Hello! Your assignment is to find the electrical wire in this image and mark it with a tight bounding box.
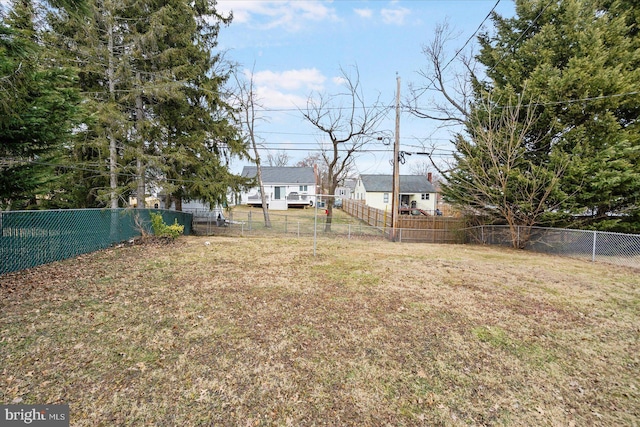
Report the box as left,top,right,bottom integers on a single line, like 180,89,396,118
484,0,556,76
3,140,455,186
439,0,501,75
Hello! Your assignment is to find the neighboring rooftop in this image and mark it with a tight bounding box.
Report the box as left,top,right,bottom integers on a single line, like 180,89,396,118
241,166,316,184
359,174,437,193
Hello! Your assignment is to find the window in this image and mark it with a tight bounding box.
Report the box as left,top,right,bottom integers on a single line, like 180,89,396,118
383,193,389,203
421,193,430,200
299,185,307,192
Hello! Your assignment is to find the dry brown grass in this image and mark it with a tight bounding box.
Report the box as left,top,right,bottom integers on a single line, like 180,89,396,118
1,236,639,426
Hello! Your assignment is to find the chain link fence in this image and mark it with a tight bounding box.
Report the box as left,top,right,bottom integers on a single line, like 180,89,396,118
191,209,467,245
0,209,192,275
468,225,640,269
3,209,638,275
191,209,387,240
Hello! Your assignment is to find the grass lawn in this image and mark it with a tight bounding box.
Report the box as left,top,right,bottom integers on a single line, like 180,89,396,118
1,236,638,426
226,205,366,225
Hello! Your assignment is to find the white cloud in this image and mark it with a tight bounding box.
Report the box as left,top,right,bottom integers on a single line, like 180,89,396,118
354,8,373,19
216,0,339,32
251,68,326,92
380,7,410,25
255,86,309,110
331,76,347,86
244,68,327,109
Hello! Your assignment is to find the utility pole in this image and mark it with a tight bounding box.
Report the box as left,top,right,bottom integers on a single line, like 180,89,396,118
391,75,401,241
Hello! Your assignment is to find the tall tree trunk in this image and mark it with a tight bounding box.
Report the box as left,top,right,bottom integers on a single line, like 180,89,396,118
107,17,118,209
255,159,271,228
105,11,119,242
136,156,145,208
324,172,336,233
109,129,118,208
135,72,145,209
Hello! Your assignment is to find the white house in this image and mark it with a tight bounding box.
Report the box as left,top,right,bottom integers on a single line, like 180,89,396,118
334,178,356,200
240,166,318,210
353,174,438,214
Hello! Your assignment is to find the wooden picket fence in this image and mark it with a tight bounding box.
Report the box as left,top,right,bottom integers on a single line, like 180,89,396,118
342,199,466,243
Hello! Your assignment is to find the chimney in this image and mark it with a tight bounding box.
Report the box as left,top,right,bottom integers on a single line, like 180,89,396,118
427,172,432,183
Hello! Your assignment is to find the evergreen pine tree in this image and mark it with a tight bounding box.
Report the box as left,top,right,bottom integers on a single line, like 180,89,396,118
0,0,80,209
470,0,640,231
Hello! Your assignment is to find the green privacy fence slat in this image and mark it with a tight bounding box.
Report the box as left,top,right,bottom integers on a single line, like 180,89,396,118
0,209,192,275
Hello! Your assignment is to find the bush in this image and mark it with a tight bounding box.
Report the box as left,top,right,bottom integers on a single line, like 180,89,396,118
150,213,185,239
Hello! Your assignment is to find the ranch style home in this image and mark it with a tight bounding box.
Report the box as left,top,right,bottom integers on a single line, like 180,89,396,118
353,174,438,214
240,166,318,210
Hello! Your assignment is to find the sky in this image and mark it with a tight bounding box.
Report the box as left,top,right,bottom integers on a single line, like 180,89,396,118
0,0,516,176
215,0,516,176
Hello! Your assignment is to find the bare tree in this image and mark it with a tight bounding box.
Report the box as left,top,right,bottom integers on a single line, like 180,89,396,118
406,21,477,125
409,22,568,248
301,66,388,231
295,153,329,194
409,159,441,184
231,66,271,227
443,93,567,248
266,150,290,167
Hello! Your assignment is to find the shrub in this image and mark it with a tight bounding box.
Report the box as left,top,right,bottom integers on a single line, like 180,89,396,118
150,213,185,239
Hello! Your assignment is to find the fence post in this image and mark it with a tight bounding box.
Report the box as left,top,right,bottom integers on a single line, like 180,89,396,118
399,228,402,243
517,226,520,248
481,225,484,244
592,231,597,262
248,211,252,231
348,224,351,239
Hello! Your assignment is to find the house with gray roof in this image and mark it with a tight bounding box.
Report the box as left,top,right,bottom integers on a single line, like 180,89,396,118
334,178,356,200
240,166,318,210
353,174,438,214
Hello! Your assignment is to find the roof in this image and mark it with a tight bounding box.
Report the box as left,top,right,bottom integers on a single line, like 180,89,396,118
241,166,316,184
359,174,437,193
342,178,357,190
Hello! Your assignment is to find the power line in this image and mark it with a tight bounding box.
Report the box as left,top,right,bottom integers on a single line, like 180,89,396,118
254,137,452,145
409,0,502,108
7,158,247,186
4,142,455,182
485,0,555,76
439,0,501,74
405,90,640,111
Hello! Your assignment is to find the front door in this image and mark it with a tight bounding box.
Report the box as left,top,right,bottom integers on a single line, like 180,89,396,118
271,186,287,210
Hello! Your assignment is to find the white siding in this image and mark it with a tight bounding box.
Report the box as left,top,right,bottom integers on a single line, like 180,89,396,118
240,183,317,209
364,192,437,213
354,179,366,201
353,174,438,214
366,192,391,211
